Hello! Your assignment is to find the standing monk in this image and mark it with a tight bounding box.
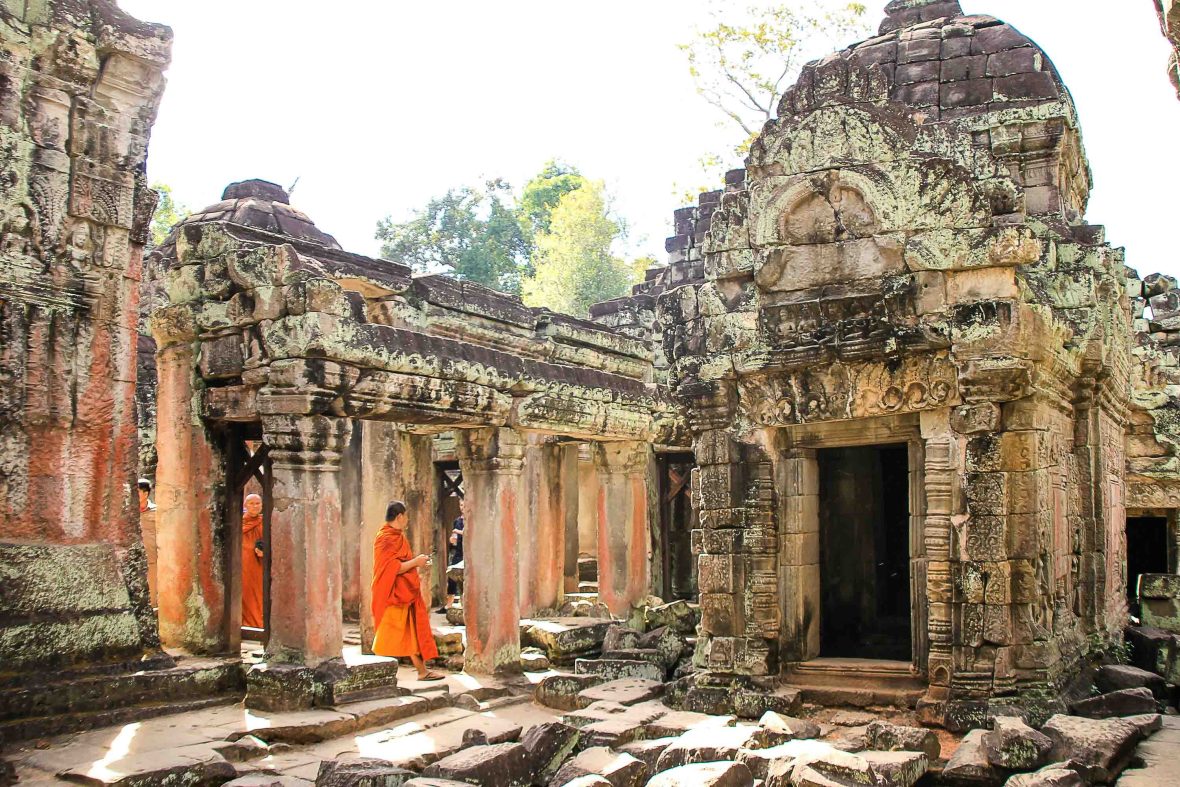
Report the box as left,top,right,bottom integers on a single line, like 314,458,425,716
241,493,265,629
372,500,442,680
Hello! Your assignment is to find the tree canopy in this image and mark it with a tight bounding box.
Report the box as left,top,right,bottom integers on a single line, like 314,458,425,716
376,180,529,295
149,182,189,248
376,162,644,316
521,181,640,317
678,1,869,193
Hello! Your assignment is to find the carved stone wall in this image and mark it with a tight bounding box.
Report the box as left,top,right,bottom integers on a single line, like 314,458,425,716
0,1,170,671
1158,0,1180,98
628,0,1137,728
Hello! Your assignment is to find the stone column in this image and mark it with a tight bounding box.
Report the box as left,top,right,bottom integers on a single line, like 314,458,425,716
339,426,363,621
520,436,569,616
562,443,581,595
457,427,525,674
593,440,651,616
154,316,233,654
768,447,816,662
262,413,351,666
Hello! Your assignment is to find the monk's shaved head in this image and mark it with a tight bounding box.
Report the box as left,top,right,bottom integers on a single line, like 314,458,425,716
245,493,261,503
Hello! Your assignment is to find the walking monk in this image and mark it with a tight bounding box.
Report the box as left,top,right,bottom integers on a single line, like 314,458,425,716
241,494,264,629
371,500,443,680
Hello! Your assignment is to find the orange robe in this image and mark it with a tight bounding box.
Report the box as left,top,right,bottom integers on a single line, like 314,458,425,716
371,525,438,660
241,513,264,629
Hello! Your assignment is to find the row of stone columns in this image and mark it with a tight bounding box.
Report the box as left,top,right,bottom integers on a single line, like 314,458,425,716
155,381,654,674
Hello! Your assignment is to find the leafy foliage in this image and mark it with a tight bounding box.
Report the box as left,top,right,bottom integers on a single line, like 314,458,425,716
376,179,530,294
518,160,587,242
377,165,644,314
678,1,870,193
521,182,639,318
149,182,189,248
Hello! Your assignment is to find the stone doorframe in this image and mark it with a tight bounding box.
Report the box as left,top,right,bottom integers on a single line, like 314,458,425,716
1125,507,1180,575
772,412,929,676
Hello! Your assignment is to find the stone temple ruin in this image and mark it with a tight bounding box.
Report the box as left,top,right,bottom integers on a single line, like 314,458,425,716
5,0,1180,784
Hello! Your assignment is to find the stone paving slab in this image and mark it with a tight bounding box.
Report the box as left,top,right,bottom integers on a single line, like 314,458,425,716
1117,715,1180,785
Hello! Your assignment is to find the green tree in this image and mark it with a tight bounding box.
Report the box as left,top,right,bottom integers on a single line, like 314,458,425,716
150,182,188,248
522,182,640,317
517,160,586,242
678,1,869,193
376,179,530,294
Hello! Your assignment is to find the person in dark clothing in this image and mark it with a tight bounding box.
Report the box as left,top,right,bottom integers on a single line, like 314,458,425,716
439,515,464,611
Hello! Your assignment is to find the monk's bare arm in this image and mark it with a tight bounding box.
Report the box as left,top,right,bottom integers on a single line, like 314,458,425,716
396,555,427,574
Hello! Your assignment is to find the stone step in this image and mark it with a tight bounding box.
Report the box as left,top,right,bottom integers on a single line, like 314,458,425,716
231,691,454,745
0,692,241,745
0,658,245,744
783,658,926,709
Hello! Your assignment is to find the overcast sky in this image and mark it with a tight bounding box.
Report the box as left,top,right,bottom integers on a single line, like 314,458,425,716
121,0,1180,279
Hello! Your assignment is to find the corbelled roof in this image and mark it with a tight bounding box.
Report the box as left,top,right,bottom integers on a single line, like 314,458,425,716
171,178,340,250
776,1,1071,124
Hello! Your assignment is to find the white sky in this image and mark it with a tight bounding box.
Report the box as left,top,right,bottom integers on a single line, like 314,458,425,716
122,0,1180,279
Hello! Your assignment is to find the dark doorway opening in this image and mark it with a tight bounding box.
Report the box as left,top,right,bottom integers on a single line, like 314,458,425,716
1127,516,1169,615
817,443,911,661
436,461,464,607
657,452,696,601
227,428,273,645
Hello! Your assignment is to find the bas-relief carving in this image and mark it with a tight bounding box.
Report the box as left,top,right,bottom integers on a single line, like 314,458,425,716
737,352,957,427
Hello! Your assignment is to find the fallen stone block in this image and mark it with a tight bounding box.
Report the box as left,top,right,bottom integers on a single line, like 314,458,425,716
315,758,418,787
1123,712,1163,736
580,717,651,749
943,729,1001,785
647,761,754,787
733,688,802,720
403,779,472,787
861,750,928,787
524,618,613,663
780,748,878,787
1041,714,1141,783
865,720,941,760
736,739,840,781
983,716,1052,770
639,625,688,667
759,711,820,741
616,737,678,772
646,709,735,738
523,720,581,784
655,725,764,771
682,684,737,715
644,600,698,635
422,742,532,786
562,699,663,730
558,778,612,787
603,624,642,652
549,746,648,787
536,673,604,711
214,734,269,762
602,648,667,669
226,777,315,787
577,678,663,708
1125,626,1180,683
521,647,551,672
574,658,664,683
1094,664,1168,701
1003,763,1085,787
1069,687,1159,719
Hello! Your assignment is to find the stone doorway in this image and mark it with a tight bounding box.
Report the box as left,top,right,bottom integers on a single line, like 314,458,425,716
230,436,273,644
1127,515,1169,616
437,461,464,607
656,452,696,601
817,443,912,661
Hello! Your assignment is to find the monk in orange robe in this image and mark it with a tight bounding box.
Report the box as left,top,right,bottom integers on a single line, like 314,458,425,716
371,500,442,679
241,493,265,629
